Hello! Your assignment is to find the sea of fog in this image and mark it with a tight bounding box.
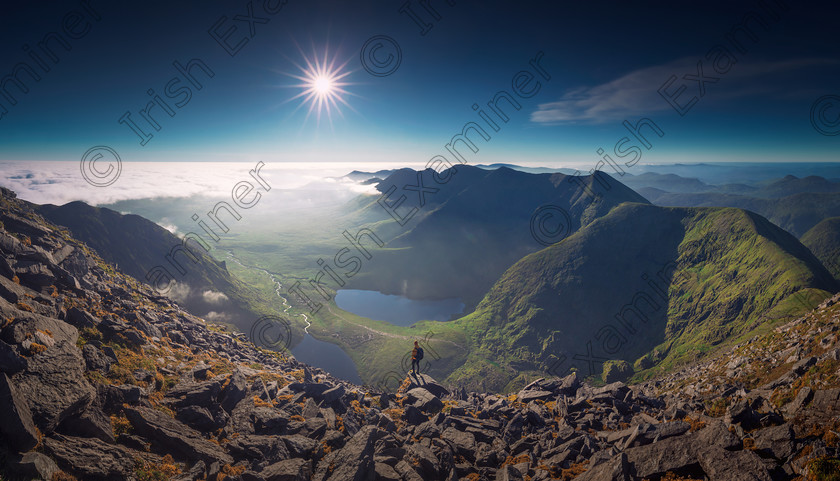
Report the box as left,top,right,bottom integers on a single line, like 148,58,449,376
2,160,839,208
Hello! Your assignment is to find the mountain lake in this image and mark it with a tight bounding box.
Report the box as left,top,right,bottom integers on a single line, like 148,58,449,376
334,289,465,326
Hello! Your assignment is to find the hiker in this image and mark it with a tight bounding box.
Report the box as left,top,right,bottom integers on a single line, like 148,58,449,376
411,340,424,374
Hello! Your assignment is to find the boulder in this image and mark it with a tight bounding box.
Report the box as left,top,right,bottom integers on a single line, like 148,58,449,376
517,390,553,403
252,406,291,434
282,434,320,458
374,462,402,481
57,403,115,443
406,373,450,398
65,307,100,328
442,427,476,460
176,405,220,432
14,340,95,433
752,423,795,460
406,387,444,412
697,445,772,480
624,421,742,479
165,379,222,408
0,339,25,373
44,434,136,480
496,464,525,481
403,404,429,425
221,369,249,412
574,452,632,481
5,451,60,480
394,460,425,481
810,388,840,412
98,383,143,411
82,343,113,372
0,372,38,452
2,310,78,346
405,442,441,478
623,421,690,448
172,461,207,481
303,397,322,419
124,406,233,464
624,434,700,479
226,434,290,463
321,384,345,405
313,425,385,481
725,400,761,430
258,458,312,481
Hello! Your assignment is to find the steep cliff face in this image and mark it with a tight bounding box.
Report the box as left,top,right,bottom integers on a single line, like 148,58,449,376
1,187,838,480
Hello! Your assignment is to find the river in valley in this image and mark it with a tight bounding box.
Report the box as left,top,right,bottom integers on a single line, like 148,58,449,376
225,252,362,384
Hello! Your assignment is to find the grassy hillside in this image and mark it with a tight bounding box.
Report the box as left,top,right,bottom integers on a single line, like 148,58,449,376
439,203,838,392
801,216,840,279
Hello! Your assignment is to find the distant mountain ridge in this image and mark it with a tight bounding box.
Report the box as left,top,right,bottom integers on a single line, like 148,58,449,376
641,191,840,237
620,172,840,199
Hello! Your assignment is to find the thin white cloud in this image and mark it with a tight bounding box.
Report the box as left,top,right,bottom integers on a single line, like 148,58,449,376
158,221,178,234
165,281,191,304
531,57,837,124
202,290,229,304
205,311,232,323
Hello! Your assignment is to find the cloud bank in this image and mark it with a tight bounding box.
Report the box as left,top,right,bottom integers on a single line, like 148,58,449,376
531,57,835,124
0,161,385,206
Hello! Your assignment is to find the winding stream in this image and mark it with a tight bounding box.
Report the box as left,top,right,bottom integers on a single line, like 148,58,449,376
224,251,361,383
224,251,310,333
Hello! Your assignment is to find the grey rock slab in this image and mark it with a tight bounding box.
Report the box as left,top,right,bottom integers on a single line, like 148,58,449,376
14,339,95,433
698,445,773,481
44,433,137,480
258,458,313,481
0,372,38,451
313,425,385,481
125,406,233,464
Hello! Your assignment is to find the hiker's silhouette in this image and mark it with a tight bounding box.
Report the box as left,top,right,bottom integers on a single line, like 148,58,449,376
411,340,422,374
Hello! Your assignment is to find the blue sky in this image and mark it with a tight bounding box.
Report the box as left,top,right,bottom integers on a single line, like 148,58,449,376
1,0,838,166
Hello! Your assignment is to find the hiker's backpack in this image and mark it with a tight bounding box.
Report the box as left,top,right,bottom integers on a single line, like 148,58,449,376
416,347,424,360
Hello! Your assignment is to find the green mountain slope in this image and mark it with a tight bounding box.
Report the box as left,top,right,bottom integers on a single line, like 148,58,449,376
443,203,838,392
801,216,840,279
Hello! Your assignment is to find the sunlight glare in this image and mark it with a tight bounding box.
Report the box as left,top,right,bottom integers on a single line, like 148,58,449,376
287,48,355,127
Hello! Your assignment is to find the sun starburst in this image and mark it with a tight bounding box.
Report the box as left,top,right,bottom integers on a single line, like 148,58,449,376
287,49,354,126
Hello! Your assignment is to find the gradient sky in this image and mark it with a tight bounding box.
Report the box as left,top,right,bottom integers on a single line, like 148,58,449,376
1,0,838,166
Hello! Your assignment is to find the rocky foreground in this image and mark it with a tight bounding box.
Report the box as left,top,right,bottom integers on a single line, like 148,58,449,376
0,186,839,480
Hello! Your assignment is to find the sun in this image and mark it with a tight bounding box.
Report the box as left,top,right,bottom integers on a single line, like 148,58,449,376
313,75,333,95
287,49,354,126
